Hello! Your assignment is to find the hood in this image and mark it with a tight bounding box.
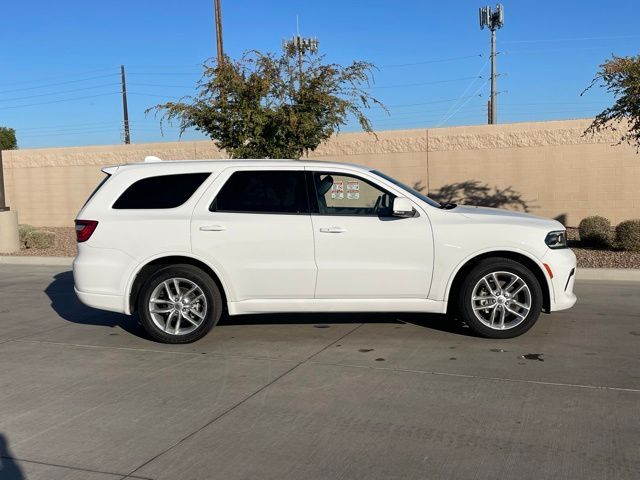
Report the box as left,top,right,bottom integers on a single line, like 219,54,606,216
450,205,563,229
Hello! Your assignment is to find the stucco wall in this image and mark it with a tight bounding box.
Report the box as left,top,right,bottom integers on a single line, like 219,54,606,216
1,118,638,227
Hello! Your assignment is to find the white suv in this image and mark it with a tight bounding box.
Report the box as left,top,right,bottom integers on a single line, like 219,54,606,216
73,159,576,343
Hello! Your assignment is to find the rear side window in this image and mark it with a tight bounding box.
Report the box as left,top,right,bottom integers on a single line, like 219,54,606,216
211,170,309,214
113,173,210,209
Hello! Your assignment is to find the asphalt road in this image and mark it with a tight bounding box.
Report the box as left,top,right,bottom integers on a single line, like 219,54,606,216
0,265,638,480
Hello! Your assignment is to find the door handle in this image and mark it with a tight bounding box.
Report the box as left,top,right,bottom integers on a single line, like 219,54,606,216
199,225,226,232
319,226,346,234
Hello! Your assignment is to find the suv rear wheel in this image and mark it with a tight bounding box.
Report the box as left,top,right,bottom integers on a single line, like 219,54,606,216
137,264,222,343
456,258,543,339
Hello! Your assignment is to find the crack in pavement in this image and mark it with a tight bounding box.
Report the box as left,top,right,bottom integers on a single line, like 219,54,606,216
306,360,640,393
0,455,153,479
121,323,365,479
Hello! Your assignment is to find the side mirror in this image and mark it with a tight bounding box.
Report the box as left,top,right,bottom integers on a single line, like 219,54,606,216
392,197,415,217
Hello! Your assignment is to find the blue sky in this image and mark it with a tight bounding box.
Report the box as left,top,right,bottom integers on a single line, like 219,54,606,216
1,0,639,148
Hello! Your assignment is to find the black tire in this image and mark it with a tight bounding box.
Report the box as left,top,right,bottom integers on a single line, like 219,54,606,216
137,264,222,344
456,257,543,339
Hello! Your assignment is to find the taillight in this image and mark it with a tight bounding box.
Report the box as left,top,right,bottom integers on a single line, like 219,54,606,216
75,220,98,242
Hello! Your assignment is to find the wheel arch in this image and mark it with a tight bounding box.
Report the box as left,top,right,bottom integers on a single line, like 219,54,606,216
445,250,552,315
126,253,230,315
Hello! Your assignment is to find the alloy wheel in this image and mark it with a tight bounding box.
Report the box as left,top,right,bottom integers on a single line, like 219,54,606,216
470,271,532,330
148,277,208,335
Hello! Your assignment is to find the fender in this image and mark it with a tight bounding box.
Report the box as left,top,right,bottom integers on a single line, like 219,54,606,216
123,250,234,315
441,246,554,305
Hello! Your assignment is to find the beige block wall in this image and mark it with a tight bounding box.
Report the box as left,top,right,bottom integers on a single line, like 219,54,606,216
1,119,638,227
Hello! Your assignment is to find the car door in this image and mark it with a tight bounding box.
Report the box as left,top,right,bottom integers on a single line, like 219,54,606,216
191,167,316,301
308,168,433,299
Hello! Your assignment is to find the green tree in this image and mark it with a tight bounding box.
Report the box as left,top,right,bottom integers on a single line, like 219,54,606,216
148,46,385,159
0,127,17,150
584,54,640,150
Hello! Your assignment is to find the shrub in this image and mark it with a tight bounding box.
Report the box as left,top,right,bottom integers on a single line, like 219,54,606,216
18,224,37,244
24,230,55,249
578,216,612,247
615,220,640,252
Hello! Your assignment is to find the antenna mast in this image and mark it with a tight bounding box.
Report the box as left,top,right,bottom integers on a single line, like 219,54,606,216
479,4,504,124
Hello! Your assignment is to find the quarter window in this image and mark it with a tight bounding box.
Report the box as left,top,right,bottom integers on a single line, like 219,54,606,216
211,170,309,214
311,172,395,216
113,173,210,209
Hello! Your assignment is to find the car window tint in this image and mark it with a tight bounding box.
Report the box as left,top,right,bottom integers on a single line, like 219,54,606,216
312,172,395,216
211,170,309,214
113,173,210,209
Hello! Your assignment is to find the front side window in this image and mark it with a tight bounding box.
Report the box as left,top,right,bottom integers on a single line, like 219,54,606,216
311,172,395,216
113,172,210,209
210,170,309,214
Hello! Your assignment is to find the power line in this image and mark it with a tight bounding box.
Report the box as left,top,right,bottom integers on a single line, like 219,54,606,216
435,58,489,126
438,79,489,126
503,34,640,44
128,82,196,89
0,83,120,103
127,92,184,99
0,73,119,95
367,76,482,89
13,120,177,134
127,72,201,76
0,92,120,110
368,108,485,122
382,95,483,108
380,54,482,68
17,122,122,133
18,128,125,138
0,68,116,88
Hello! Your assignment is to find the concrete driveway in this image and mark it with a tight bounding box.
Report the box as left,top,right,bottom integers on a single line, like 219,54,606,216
0,265,638,480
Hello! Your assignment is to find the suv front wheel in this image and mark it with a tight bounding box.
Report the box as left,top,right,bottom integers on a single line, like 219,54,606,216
137,264,222,343
457,258,543,339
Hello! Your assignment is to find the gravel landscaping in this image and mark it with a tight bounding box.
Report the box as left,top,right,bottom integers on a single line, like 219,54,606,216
2,227,78,258
2,226,640,269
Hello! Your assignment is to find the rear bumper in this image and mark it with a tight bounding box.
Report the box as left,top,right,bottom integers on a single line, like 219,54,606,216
542,248,577,312
73,244,136,314
74,287,125,314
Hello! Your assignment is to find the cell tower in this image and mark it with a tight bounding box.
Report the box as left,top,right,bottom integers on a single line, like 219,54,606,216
283,16,319,76
479,4,504,124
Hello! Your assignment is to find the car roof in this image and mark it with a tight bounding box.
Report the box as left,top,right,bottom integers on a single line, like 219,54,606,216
102,159,373,175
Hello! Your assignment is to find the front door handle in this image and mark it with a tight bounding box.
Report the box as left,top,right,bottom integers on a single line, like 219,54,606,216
319,226,346,234
199,225,226,232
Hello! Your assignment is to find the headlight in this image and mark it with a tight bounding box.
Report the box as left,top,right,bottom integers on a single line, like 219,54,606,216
545,230,567,249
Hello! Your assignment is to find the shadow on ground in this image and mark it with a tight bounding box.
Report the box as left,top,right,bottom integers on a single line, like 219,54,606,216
45,271,147,338
0,434,24,480
45,270,473,340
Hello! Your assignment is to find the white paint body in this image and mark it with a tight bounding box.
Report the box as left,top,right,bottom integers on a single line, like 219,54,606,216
73,160,577,317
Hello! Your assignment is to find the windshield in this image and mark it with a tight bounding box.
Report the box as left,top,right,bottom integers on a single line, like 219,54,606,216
371,170,441,208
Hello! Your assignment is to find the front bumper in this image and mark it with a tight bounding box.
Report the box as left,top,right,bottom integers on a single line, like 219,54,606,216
541,248,577,312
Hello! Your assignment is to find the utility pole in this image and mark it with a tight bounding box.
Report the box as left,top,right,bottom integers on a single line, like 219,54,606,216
214,0,224,64
479,4,504,124
120,65,130,144
0,151,7,212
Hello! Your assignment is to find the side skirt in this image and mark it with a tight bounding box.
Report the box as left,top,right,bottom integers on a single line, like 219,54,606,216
227,298,447,316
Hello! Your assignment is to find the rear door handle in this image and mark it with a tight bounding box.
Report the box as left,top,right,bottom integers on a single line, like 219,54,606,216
199,225,226,232
319,227,346,234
